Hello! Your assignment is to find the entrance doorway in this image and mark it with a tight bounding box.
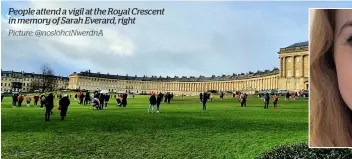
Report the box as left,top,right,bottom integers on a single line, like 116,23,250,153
306,84,309,90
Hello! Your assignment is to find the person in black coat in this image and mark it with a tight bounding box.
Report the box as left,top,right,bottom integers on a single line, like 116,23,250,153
148,94,157,113
59,94,70,120
12,94,17,106
99,94,105,109
202,92,209,111
79,93,84,105
264,93,270,109
84,92,90,105
104,94,110,109
167,93,172,104
121,93,127,107
285,92,290,102
156,93,164,113
45,93,54,121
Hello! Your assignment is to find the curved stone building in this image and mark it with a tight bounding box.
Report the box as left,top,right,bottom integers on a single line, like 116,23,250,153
68,42,308,95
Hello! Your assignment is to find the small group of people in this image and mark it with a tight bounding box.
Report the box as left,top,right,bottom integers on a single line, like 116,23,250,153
163,92,173,104
148,92,164,113
115,93,128,107
263,93,279,109
90,92,112,110
11,93,42,108
75,92,91,105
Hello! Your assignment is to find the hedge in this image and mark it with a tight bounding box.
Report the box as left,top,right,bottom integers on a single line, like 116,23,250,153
257,142,352,159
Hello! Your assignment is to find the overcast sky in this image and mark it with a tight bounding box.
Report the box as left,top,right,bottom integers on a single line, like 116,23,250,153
2,1,352,77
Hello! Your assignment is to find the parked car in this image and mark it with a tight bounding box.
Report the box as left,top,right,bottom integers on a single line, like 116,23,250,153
302,90,309,97
278,90,289,96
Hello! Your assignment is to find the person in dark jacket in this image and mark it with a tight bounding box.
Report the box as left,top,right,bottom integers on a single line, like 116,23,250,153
202,92,209,111
12,94,17,106
84,92,90,105
285,92,290,102
80,93,84,105
45,93,54,121
171,93,174,100
148,93,157,113
156,92,164,113
167,93,172,104
264,93,270,109
40,94,46,109
121,93,128,107
59,94,70,120
199,93,203,103
99,94,105,109
104,93,110,109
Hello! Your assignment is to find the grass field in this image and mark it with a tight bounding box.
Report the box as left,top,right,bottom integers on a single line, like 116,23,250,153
1,95,308,159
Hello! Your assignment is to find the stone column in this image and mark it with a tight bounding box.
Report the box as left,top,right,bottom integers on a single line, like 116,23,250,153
292,56,296,77
301,55,304,77
283,57,286,77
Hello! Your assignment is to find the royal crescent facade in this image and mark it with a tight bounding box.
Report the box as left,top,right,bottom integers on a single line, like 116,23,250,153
68,42,309,95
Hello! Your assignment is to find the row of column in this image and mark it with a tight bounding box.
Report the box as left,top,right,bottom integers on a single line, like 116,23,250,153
73,76,280,92
121,76,279,92
280,55,306,78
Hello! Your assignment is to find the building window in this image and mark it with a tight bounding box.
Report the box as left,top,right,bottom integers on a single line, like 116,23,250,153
295,82,300,90
295,69,300,77
4,83,6,86
288,58,292,63
295,57,300,63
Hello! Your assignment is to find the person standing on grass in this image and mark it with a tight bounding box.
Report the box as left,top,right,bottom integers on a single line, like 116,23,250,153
12,94,17,107
199,93,203,103
74,94,77,101
240,93,246,107
33,94,39,106
148,93,157,113
45,93,54,121
171,93,174,101
99,93,105,109
264,93,270,109
40,94,46,109
1,94,3,102
273,94,279,109
167,92,172,104
17,94,24,107
202,92,209,111
59,94,70,120
121,93,128,108
25,94,32,107
285,92,290,102
104,93,110,109
84,92,91,105
156,92,164,113
79,92,84,105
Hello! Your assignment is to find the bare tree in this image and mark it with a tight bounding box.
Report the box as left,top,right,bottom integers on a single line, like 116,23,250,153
30,80,41,92
41,64,57,92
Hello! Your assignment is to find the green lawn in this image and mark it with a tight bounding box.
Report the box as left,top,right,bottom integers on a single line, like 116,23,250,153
1,95,308,159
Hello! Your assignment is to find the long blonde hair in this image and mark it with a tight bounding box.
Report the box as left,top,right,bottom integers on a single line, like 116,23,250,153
310,9,352,147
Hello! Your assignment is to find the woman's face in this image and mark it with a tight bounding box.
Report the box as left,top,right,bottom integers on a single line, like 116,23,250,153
334,9,352,109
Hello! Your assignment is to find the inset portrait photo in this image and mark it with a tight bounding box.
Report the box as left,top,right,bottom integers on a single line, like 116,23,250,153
310,8,352,147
